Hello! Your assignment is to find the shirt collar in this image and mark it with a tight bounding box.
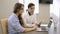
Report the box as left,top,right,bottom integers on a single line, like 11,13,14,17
12,13,18,18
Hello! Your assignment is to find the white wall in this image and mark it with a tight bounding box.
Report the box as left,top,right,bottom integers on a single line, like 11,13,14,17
0,0,18,34
36,4,50,24
0,0,18,19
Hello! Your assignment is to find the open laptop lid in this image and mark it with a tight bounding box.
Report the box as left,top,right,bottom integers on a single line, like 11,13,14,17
48,20,52,28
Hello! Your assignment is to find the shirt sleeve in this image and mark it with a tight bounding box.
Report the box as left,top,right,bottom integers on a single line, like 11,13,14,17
34,14,38,23
11,18,24,32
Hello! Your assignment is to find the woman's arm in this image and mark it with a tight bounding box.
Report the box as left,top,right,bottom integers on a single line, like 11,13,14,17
24,28,35,32
24,25,37,32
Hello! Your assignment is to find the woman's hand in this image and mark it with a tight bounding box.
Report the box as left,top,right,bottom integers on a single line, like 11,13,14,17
24,25,37,32
32,25,38,30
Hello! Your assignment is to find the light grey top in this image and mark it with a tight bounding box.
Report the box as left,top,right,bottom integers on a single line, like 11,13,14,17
8,13,24,34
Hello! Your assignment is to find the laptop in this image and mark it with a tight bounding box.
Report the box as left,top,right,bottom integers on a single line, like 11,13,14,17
36,21,52,32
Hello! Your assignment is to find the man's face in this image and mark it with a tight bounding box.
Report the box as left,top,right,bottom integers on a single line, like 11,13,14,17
28,6,35,14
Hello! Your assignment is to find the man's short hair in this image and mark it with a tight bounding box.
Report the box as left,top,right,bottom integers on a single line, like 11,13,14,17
28,3,35,8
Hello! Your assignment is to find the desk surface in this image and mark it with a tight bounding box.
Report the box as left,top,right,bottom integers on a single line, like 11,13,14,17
21,31,48,34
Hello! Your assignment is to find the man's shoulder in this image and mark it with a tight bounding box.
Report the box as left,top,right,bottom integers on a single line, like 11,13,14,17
22,12,28,16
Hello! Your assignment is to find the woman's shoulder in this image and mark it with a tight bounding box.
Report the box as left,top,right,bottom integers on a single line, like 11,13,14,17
8,13,18,21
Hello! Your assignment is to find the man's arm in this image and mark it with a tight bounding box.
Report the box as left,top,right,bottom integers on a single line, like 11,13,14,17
21,16,28,27
31,14,41,28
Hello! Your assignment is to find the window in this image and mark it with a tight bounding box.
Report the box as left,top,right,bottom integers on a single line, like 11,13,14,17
50,0,59,18
19,0,24,4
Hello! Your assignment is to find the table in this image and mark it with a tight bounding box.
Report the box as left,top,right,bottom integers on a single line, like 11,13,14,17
21,31,48,34
21,23,54,34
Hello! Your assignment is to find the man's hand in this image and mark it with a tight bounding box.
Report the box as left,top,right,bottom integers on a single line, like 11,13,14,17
34,22,41,28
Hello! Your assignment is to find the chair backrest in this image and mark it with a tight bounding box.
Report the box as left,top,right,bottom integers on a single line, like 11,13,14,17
0,18,8,34
0,22,2,34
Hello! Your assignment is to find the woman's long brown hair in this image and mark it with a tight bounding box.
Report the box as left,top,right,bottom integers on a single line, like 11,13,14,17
13,3,24,26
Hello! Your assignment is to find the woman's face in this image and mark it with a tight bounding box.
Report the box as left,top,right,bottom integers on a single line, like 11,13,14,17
19,6,24,15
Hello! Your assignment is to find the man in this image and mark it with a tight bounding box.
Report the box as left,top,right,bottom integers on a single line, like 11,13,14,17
22,3,39,27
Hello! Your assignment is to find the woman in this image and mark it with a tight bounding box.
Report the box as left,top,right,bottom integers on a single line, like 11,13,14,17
8,3,37,34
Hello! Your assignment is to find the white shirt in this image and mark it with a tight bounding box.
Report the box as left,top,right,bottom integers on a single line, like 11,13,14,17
22,12,37,24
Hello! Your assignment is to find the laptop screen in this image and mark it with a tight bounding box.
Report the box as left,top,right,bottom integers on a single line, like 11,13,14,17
48,20,52,28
